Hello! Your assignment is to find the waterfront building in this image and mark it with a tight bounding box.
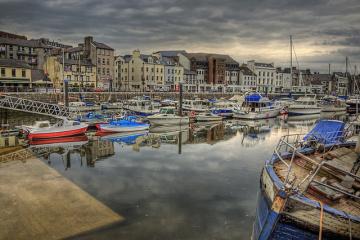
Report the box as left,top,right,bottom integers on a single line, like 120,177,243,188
153,50,190,70
0,31,27,40
65,36,114,90
45,56,96,90
237,65,257,92
0,36,52,70
276,67,292,93
313,73,335,95
333,72,349,95
187,53,239,93
183,69,197,92
0,59,32,90
247,60,276,93
115,50,165,92
162,57,184,91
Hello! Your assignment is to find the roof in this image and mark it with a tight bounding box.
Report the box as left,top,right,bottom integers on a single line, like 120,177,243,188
0,37,46,48
239,66,256,76
0,59,31,68
254,62,274,68
185,52,238,65
154,50,187,57
313,73,332,82
93,41,113,50
65,46,83,53
140,54,159,63
58,57,94,66
160,56,178,66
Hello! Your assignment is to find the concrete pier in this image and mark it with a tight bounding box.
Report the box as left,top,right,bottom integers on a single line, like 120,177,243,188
0,156,123,240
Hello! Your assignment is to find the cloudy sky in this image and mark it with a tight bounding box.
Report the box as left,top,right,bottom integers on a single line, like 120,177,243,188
1,0,359,72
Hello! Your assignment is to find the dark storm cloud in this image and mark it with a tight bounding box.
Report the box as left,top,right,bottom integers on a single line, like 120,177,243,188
0,0,359,72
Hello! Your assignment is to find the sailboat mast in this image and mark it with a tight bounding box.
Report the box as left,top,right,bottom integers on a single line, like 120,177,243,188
290,35,293,91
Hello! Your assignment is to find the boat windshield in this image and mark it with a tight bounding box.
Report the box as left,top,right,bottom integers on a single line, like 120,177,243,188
160,108,175,114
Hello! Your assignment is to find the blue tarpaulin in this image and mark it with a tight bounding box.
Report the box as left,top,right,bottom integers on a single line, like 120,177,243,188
245,93,262,102
303,120,345,144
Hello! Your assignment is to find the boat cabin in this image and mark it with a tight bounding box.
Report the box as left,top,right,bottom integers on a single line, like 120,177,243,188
159,107,176,115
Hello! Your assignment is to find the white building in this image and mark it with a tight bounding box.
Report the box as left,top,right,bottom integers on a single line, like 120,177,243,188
247,60,276,93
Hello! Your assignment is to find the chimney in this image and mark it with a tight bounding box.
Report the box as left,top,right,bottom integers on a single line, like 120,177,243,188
133,49,140,57
84,36,93,54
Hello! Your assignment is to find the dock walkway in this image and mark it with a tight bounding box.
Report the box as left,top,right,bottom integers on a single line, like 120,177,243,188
0,156,123,240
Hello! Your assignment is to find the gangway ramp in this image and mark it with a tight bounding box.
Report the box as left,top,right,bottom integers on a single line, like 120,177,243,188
0,95,80,119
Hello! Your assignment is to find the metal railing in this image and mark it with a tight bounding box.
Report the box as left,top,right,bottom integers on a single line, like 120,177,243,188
273,131,360,200
0,94,80,119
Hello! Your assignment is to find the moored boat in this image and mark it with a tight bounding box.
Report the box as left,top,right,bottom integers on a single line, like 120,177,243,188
346,96,360,114
182,99,211,112
147,107,189,126
288,96,321,115
26,119,88,140
210,100,239,117
98,118,150,133
123,97,160,116
252,120,360,239
321,96,347,112
233,93,281,120
195,112,223,122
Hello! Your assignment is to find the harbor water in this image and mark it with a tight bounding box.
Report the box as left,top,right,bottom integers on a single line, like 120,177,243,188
3,111,348,239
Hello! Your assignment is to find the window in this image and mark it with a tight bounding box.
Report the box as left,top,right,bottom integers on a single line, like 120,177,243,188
9,45,13,51
132,68,134,73
0,68,5,76
86,76,90,82
98,58,101,64
107,68,110,75
11,69,16,77
22,69,26,77
9,53,13,59
102,68,105,74
97,68,101,73
106,59,109,65
67,75,71,80
102,58,105,64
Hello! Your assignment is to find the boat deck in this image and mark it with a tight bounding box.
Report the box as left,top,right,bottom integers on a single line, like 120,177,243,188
274,146,360,217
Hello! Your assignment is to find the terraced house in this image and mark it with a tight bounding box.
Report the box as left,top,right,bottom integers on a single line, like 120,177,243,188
0,59,32,91
0,36,51,70
45,56,96,90
65,36,114,90
115,50,166,92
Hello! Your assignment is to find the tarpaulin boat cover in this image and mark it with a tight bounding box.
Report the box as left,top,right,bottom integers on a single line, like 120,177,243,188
245,93,262,102
303,120,345,144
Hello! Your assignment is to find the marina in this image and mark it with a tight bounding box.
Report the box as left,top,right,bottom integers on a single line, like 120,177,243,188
1,92,358,239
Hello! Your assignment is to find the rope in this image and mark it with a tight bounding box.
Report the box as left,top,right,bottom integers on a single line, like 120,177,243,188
318,201,324,240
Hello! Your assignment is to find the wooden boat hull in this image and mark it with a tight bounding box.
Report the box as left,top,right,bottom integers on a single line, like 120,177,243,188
252,144,360,240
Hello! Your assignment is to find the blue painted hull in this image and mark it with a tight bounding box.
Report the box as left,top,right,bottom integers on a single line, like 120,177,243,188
252,189,320,240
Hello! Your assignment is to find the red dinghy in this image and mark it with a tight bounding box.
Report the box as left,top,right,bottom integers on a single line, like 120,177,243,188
26,119,88,140
29,135,89,146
